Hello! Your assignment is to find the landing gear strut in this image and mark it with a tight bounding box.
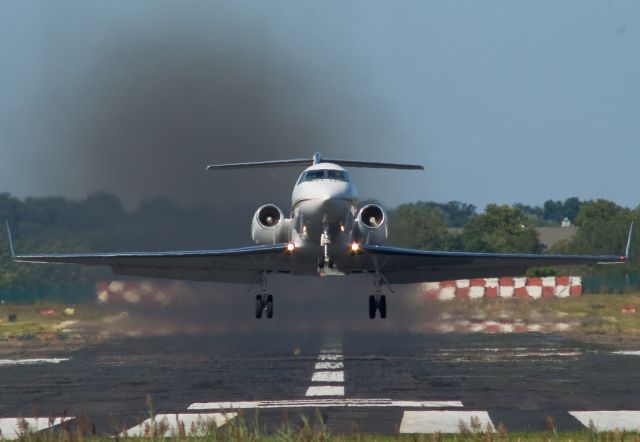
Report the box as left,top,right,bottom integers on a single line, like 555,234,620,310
368,259,392,319
255,265,274,319
368,294,387,319
255,294,274,319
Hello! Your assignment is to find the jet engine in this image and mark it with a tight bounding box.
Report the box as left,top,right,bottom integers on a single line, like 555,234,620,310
251,204,291,244
353,204,388,244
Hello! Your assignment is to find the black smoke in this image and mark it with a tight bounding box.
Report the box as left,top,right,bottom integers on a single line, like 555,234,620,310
30,7,392,248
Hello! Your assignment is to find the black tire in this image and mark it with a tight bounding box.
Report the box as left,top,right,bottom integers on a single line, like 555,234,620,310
327,259,334,269
368,295,376,319
266,294,274,319
379,295,387,319
255,294,263,319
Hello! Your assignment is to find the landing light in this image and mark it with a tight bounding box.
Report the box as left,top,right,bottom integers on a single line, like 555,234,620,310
287,242,296,252
351,242,360,253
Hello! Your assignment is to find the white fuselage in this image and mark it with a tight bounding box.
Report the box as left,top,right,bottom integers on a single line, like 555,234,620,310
290,163,358,254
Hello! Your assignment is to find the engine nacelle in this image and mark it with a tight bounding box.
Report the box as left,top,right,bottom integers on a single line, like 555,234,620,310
251,204,291,244
353,204,388,245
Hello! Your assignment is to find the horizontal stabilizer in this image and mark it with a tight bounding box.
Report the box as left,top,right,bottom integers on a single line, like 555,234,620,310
207,152,423,171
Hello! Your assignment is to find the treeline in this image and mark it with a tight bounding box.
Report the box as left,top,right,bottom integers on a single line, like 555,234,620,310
388,199,638,267
0,193,637,289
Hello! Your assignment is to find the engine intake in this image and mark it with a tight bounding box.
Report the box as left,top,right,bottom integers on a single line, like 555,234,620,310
354,204,388,244
252,204,290,244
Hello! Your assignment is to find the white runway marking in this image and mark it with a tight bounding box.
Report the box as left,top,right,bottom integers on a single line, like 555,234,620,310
188,398,463,410
311,371,344,383
317,353,343,361
305,385,345,396
400,411,493,434
0,417,74,439
0,358,70,366
570,411,640,431
121,413,236,437
314,361,343,370
612,351,640,356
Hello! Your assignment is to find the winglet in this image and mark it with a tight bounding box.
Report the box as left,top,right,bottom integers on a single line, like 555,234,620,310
5,220,15,258
625,221,634,261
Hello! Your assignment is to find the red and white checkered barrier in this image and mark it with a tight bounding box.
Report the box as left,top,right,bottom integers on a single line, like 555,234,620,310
422,276,582,301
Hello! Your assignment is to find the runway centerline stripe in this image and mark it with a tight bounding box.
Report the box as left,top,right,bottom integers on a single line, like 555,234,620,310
306,385,345,397
0,417,74,440
317,354,342,361
314,361,343,370
570,411,640,431
311,371,344,383
188,399,463,410
400,411,493,434
612,351,640,356
121,413,236,437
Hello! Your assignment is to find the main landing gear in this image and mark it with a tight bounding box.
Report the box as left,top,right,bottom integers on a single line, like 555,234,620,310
255,294,273,319
369,265,392,319
368,294,387,319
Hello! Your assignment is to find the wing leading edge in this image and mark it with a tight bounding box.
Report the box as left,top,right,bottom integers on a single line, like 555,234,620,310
11,243,292,284
347,244,627,284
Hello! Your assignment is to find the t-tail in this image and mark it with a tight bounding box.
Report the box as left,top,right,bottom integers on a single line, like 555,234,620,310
206,152,424,170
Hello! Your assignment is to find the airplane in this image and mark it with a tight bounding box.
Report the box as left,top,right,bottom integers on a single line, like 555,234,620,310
5,152,632,319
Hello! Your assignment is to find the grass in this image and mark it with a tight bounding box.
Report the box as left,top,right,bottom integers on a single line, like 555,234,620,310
0,302,101,342
8,410,640,441
436,293,640,338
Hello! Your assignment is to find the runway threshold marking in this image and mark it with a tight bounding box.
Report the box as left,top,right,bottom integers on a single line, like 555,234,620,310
399,411,493,434
187,399,463,410
570,411,640,431
0,417,74,440
0,358,70,366
121,413,237,437
612,351,640,356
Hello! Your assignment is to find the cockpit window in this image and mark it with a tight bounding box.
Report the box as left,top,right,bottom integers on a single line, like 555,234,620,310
327,170,348,181
297,169,350,184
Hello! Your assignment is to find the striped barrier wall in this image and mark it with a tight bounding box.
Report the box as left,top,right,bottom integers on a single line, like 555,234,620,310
96,276,583,305
421,276,582,301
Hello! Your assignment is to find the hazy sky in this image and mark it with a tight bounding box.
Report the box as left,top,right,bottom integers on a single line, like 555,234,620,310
1,1,639,211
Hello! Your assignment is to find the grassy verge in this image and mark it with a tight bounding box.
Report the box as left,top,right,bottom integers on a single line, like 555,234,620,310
10,411,640,441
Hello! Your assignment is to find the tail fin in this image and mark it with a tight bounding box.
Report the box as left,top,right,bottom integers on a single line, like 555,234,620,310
5,220,15,258
625,221,634,261
207,152,423,171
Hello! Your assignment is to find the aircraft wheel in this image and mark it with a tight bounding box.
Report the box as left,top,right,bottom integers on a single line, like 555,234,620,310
368,295,376,319
379,295,387,319
266,294,274,319
255,294,263,319
327,259,334,269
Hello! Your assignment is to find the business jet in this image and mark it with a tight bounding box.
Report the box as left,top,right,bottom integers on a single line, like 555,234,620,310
6,153,631,319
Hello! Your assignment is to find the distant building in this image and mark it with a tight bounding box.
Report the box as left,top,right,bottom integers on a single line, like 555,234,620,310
561,217,572,228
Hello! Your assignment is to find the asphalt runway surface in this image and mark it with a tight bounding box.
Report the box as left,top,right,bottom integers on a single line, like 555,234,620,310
2,331,640,436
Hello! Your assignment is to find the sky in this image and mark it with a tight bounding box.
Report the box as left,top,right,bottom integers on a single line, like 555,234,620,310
1,1,639,212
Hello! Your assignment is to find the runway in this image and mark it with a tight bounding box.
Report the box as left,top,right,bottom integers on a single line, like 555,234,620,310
2,331,640,437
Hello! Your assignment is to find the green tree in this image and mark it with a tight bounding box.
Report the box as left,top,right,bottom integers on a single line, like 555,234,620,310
462,204,542,253
561,199,632,256
388,202,460,250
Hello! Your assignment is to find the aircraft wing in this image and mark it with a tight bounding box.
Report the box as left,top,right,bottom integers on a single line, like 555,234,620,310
342,245,627,284
11,244,293,284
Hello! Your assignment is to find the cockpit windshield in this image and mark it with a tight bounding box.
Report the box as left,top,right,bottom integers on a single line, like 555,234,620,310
297,169,350,184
